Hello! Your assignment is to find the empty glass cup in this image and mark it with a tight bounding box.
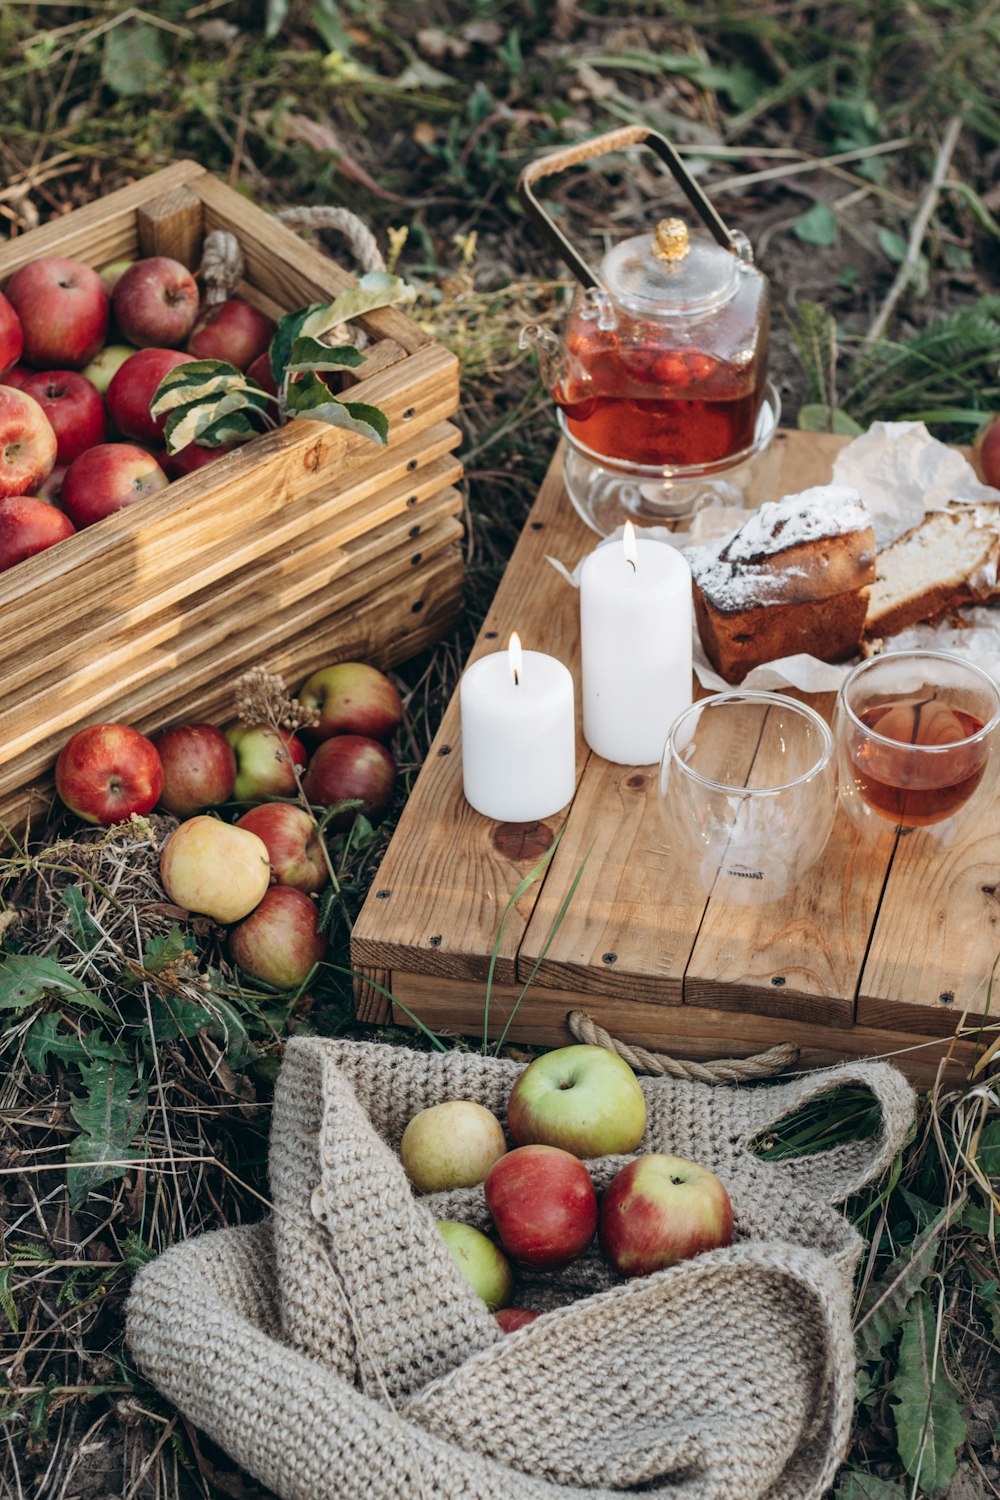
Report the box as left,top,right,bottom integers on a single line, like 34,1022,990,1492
659,691,837,905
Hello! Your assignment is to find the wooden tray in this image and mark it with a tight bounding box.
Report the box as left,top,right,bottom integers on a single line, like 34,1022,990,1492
0,161,463,833
351,433,998,1087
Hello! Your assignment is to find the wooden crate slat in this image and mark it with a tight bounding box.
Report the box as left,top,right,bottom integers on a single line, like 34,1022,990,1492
136,184,204,264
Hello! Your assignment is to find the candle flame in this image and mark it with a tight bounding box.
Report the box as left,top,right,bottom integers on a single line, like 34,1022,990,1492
623,520,637,572
508,631,522,687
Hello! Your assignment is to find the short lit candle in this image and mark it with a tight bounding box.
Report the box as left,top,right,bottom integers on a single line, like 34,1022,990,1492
460,632,576,821
580,522,693,765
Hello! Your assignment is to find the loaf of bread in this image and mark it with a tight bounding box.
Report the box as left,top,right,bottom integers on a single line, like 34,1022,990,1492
864,502,1000,638
686,484,876,683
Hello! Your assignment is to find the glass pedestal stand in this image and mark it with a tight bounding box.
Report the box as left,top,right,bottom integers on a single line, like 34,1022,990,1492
561,381,781,536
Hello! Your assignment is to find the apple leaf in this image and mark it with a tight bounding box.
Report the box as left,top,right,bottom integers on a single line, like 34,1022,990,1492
285,377,389,444
0,954,116,1018
163,390,269,453
149,360,255,416
67,1060,147,1208
298,272,416,338
889,1290,966,1493
284,338,366,374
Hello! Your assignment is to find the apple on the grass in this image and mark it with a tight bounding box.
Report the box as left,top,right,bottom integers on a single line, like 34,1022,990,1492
0,387,58,499
112,256,200,348
229,886,327,989
82,343,137,397
506,1044,647,1159
151,722,237,817
301,734,396,828
159,815,271,923
484,1144,597,1270
4,256,109,369
20,370,107,466
55,722,164,826
400,1100,507,1192
106,347,191,446
228,724,308,803
494,1308,541,1333
61,444,168,529
598,1155,734,1279
234,803,328,893
0,291,24,375
298,661,403,744
435,1221,513,1312
186,298,275,371
0,495,76,572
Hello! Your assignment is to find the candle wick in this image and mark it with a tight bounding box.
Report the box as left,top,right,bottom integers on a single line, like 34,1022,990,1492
627,557,636,573
513,669,520,687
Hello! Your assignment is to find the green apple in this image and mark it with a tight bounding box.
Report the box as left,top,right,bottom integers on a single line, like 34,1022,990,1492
82,342,138,396
159,815,271,923
435,1221,513,1311
98,258,135,296
227,723,308,803
400,1100,507,1192
506,1044,647,1158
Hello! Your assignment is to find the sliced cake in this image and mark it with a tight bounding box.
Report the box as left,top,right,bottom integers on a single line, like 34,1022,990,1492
864,502,1000,638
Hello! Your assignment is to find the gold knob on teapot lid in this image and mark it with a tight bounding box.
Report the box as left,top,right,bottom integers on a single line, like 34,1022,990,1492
652,217,690,265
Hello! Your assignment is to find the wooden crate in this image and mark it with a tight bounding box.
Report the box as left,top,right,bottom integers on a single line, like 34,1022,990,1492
0,160,464,832
351,434,998,1088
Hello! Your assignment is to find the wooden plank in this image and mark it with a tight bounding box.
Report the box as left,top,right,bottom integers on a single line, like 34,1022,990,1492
351,450,590,989
387,972,982,1090
136,185,204,264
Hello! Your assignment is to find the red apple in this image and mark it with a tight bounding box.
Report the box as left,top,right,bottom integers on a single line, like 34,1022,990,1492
35,464,68,506
298,662,403,744
247,350,278,397
5,256,109,369
506,1044,647,1159
0,291,24,375
106,348,191,446
0,387,58,498
151,723,237,817
61,443,168,528
186,298,275,371
20,370,107,466
598,1154,734,1279
228,724,308,803
976,416,1000,490
233,803,328,892
0,364,33,390
483,1144,598,1270
55,722,164,826
163,440,237,480
301,735,396,828
112,256,199,348
0,495,75,572
160,816,271,923
229,886,328,989
494,1308,541,1333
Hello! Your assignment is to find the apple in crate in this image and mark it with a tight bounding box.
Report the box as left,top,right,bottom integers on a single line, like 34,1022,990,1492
98,258,134,296
299,662,403,744
55,722,164,826
484,1144,597,1270
61,444,168,528
164,441,237,480
598,1155,734,1279
151,723,237,817
229,886,327,988
112,257,200,348
0,495,76,572
160,816,271,923
228,724,308,803
0,365,32,391
301,735,396,828
0,291,24,375
4,256,109,369
234,803,328,892
494,1308,540,1333
506,1044,647,1159
435,1221,513,1312
82,343,137,396
0,387,57,498
400,1100,507,1192
21,370,107,466
106,348,191,446
35,465,68,506
187,298,275,371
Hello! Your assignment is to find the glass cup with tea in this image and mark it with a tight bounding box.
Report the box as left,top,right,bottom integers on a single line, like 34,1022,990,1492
833,649,1000,839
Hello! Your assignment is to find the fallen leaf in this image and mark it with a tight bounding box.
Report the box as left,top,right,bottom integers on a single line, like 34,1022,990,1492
275,114,406,203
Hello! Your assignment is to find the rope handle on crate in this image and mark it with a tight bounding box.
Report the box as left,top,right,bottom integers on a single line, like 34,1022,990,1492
567,1010,799,1083
199,206,385,305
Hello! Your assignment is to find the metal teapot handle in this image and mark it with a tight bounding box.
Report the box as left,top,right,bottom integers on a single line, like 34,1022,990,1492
517,124,736,290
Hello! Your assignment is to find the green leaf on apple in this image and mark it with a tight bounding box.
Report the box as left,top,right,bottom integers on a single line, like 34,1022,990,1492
285,376,389,444
0,953,117,1018
150,360,255,415
298,272,416,339
163,391,269,453
284,337,366,374
66,1059,147,1208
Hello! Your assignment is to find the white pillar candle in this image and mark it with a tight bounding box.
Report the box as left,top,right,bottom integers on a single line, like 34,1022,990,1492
460,633,576,821
580,523,693,765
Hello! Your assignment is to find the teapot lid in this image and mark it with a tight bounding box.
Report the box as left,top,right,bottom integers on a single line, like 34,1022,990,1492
601,218,746,318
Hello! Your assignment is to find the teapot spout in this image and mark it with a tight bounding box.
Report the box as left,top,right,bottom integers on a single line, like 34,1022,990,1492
519,322,565,393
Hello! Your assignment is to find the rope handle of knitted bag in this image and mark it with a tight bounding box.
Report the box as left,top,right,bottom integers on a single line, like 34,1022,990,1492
568,1010,918,1204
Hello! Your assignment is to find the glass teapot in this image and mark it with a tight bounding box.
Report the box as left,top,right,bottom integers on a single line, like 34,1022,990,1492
518,126,777,532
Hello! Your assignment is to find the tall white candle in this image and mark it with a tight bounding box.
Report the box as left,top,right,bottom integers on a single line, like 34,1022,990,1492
460,633,576,822
580,523,693,765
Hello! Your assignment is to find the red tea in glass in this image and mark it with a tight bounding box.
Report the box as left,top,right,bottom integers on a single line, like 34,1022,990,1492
849,696,988,826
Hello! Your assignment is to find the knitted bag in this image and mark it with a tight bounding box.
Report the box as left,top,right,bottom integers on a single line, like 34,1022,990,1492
126,1036,916,1500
